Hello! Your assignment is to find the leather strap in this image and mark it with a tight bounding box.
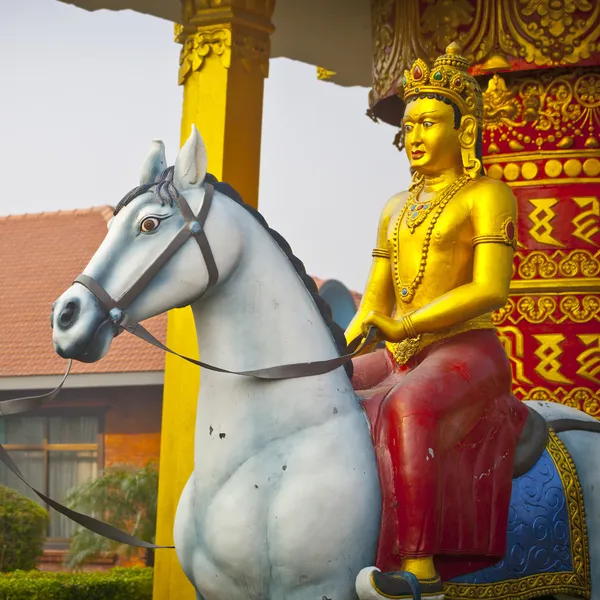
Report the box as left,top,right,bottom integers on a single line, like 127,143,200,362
0,179,371,552
119,315,375,380
0,439,173,549
0,361,72,416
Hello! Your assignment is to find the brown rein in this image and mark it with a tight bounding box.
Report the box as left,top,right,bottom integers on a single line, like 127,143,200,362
0,179,373,549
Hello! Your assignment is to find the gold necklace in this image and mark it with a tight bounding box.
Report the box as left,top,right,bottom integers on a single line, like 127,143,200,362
403,181,433,233
392,174,470,303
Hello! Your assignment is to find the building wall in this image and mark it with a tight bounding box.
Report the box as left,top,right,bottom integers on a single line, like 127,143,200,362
104,388,163,468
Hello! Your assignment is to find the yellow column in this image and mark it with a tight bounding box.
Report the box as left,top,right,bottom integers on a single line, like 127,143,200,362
153,2,274,599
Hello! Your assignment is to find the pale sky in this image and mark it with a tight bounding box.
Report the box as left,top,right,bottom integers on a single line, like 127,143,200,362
0,0,410,292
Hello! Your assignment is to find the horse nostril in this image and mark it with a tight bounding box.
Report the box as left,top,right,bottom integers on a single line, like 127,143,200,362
59,300,79,330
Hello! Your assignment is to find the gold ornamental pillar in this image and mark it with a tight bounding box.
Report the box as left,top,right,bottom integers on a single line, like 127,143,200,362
368,0,600,416
154,2,274,598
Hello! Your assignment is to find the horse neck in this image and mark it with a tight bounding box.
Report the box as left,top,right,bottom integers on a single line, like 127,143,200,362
188,212,352,480
190,216,340,374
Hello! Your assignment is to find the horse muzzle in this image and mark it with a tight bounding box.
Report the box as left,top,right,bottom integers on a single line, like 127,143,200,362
52,284,118,362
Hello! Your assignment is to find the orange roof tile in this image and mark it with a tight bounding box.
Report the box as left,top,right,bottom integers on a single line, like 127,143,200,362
0,208,362,378
0,208,166,377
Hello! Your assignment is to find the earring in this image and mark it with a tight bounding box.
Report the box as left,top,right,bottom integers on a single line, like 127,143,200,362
461,145,482,179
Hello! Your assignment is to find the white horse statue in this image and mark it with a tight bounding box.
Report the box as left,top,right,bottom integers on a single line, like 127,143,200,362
51,127,600,600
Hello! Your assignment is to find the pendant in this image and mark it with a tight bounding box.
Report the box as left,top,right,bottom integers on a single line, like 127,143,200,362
405,200,434,233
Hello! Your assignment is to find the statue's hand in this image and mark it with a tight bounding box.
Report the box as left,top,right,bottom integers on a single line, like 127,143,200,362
362,311,405,343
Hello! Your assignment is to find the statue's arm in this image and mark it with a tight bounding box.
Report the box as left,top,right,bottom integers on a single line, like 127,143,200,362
369,180,517,342
344,195,400,345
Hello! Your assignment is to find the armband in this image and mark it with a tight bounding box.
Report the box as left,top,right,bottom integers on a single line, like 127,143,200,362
372,247,390,259
472,217,516,250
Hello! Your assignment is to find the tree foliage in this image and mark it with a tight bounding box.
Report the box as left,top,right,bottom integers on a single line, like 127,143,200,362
64,463,158,569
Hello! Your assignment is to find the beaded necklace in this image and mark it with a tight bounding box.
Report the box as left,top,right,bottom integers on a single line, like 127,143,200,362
392,174,470,304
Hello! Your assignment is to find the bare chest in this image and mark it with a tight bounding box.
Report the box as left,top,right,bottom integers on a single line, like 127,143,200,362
387,194,472,255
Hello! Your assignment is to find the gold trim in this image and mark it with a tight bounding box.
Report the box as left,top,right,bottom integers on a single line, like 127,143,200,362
387,316,494,365
507,178,600,188
484,150,600,166
509,278,600,294
444,429,590,600
472,234,516,249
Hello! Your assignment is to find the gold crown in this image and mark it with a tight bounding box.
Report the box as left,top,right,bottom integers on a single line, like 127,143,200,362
402,42,483,126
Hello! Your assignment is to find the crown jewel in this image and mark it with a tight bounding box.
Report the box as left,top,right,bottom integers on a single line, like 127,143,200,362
402,42,483,125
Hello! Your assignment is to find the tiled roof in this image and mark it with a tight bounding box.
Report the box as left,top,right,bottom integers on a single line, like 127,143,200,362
0,208,167,376
0,208,362,378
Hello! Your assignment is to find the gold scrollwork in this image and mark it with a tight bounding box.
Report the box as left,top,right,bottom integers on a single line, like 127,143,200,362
517,251,559,279
559,249,600,277
482,69,600,155
419,0,600,68
516,296,558,324
560,295,600,323
498,295,599,324
514,385,600,416
370,0,600,106
517,249,600,279
533,333,574,385
492,298,516,325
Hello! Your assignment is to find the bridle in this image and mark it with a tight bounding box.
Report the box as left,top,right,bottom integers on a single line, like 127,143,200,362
0,179,373,550
75,181,218,337
71,180,372,380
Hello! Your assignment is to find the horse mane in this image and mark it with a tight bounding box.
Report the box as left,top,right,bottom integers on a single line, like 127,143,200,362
114,168,353,379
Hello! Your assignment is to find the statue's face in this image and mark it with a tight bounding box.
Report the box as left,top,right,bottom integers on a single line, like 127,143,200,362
402,97,463,175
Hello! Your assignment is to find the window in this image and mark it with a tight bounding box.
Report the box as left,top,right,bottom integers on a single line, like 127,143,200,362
0,413,103,542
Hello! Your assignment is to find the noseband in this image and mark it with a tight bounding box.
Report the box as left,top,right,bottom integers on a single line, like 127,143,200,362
75,182,218,329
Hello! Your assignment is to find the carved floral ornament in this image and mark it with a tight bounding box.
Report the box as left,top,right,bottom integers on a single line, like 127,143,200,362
370,0,600,108
515,249,600,279
177,26,270,84
493,294,600,325
482,68,600,155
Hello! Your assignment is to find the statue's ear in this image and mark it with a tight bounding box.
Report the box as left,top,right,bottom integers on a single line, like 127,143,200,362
173,125,208,191
459,115,477,148
140,140,167,185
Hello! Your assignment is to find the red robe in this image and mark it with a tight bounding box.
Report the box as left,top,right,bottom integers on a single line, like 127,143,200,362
352,329,528,581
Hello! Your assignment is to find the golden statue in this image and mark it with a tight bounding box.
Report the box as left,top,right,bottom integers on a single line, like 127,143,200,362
346,43,529,598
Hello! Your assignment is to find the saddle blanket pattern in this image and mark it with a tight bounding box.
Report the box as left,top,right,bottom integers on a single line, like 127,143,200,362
444,429,590,600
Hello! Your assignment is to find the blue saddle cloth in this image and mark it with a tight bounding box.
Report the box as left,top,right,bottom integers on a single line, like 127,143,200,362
445,439,590,599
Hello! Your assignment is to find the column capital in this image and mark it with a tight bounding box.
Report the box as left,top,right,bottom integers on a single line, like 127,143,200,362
175,0,274,84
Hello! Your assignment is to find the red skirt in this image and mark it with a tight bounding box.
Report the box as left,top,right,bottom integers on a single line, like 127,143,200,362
352,329,528,581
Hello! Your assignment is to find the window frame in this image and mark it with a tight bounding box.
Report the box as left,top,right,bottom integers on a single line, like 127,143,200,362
0,407,105,546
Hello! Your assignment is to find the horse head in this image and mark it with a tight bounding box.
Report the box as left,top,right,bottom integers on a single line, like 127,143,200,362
51,126,243,362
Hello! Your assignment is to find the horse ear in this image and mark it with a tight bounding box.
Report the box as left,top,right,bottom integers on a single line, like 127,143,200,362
140,140,167,185
173,125,208,191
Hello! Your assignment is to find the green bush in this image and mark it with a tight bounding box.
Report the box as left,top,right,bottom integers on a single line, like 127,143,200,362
64,462,158,568
0,485,49,572
0,567,153,599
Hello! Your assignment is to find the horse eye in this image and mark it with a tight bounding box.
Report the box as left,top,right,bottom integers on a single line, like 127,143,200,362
140,217,160,233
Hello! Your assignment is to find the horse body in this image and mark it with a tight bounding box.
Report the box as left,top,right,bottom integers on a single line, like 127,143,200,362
50,128,600,600
173,198,380,599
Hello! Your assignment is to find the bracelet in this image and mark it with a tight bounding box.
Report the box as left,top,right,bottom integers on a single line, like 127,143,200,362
401,314,417,339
